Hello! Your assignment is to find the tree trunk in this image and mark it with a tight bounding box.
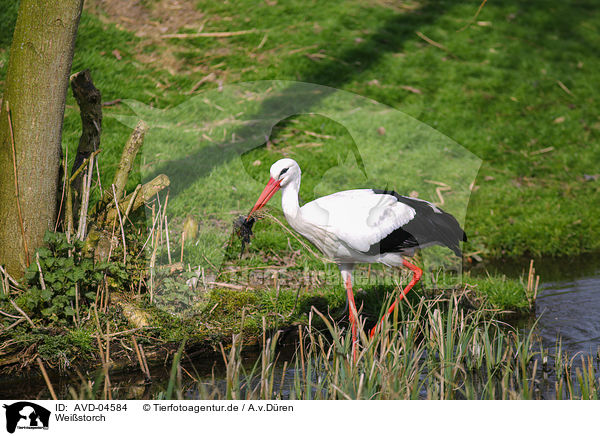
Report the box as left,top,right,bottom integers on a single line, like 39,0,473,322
0,0,84,277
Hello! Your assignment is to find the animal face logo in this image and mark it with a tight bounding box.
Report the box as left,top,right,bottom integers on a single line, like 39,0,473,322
3,402,51,433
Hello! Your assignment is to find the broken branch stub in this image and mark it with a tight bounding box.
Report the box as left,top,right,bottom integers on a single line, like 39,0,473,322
112,120,148,203
104,175,170,224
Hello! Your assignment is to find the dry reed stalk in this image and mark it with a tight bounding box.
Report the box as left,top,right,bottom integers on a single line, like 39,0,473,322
161,191,170,223
10,300,34,327
0,309,21,319
65,182,74,243
526,259,540,308
104,321,112,400
257,33,268,49
457,0,488,32
95,158,103,196
139,343,151,379
93,305,106,361
123,183,142,225
111,184,127,263
74,283,80,326
36,357,58,400
105,321,111,364
131,336,149,379
207,281,251,291
156,194,163,248
0,265,19,289
68,149,101,185
6,317,25,330
278,360,288,395
165,215,172,264
94,327,152,338
101,219,117,312
149,204,157,303
135,201,162,258
416,31,450,52
6,101,29,267
557,80,574,97
201,253,218,272
187,72,216,94
55,145,68,232
76,155,95,240
35,252,46,291
298,325,306,382
180,232,185,263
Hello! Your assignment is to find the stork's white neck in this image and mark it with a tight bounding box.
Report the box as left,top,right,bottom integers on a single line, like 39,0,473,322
280,177,301,222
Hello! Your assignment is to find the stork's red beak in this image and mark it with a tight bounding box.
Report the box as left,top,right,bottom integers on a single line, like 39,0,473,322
248,177,281,218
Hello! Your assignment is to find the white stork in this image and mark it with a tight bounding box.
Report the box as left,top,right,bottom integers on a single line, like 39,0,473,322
248,158,467,357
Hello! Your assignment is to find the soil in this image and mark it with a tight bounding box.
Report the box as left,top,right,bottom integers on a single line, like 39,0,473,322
84,0,208,75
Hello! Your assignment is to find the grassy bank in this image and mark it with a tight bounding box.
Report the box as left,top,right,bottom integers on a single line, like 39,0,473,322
24,296,600,400
0,239,536,373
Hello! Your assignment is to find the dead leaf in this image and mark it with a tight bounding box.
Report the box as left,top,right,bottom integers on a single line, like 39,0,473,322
529,146,554,156
400,85,422,94
112,49,122,60
553,116,565,124
306,53,326,61
368,79,380,86
377,126,386,135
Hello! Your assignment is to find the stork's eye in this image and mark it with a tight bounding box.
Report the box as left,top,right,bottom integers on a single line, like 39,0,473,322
279,167,289,178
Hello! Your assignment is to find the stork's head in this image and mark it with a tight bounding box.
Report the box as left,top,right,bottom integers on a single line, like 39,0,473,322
269,158,300,187
248,158,301,217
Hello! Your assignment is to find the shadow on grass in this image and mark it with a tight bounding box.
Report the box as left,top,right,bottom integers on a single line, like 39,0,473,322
141,1,452,198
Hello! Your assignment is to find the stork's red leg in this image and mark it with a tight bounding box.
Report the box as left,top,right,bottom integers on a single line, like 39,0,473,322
370,259,422,338
344,275,358,361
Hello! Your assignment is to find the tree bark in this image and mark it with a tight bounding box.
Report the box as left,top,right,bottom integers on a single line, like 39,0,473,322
0,0,84,276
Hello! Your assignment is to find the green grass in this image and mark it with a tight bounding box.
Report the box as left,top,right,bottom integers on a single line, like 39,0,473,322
3,0,599,260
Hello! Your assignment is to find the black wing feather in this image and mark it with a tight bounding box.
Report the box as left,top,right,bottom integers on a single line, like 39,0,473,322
366,189,467,257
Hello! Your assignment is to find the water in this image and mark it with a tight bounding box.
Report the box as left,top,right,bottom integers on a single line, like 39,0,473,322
477,255,600,356
536,274,600,357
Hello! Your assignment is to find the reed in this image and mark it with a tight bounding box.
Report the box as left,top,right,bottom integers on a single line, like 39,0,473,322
147,295,599,400
65,288,597,400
